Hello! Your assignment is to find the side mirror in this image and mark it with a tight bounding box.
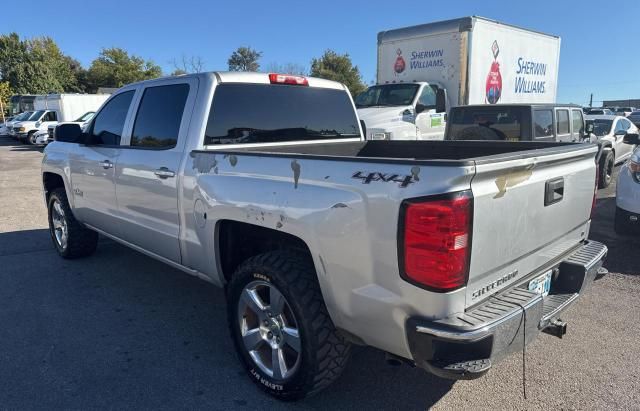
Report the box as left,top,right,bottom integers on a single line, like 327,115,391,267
54,123,83,143
585,122,594,134
435,88,447,113
623,132,640,145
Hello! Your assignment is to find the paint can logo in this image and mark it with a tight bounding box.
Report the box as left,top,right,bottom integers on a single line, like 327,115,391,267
485,40,502,104
394,49,406,74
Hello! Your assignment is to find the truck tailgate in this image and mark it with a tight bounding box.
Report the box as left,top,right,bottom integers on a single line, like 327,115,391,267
466,145,598,306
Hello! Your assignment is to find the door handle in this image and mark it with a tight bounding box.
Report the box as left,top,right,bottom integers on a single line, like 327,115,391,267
100,160,113,169
154,167,176,179
544,177,564,206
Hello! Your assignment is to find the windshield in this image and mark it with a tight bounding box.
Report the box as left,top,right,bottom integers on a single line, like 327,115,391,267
204,84,361,145
619,107,632,112
75,111,95,122
588,109,604,115
587,119,613,136
27,110,45,121
14,112,32,121
355,84,420,108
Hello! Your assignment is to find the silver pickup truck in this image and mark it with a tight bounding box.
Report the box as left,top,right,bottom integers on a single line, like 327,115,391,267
42,72,607,400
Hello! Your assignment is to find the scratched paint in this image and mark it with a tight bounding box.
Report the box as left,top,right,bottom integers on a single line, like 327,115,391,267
229,155,238,167
291,160,301,189
494,167,533,199
191,152,217,174
411,166,421,182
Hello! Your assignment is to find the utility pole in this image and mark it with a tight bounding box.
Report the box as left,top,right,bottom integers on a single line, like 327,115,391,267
589,93,593,108
0,99,4,124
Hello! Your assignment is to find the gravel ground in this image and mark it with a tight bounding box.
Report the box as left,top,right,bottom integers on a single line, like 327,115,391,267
0,136,638,410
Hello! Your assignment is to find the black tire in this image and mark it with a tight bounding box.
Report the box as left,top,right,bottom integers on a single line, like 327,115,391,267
598,150,614,189
25,131,35,145
614,206,631,235
227,250,351,401
47,188,98,259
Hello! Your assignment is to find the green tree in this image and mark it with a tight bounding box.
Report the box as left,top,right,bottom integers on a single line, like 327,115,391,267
309,50,366,97
86,48,162,92
265,62,307,75
228,47,262,72
0,81,12,120
0,33,78,94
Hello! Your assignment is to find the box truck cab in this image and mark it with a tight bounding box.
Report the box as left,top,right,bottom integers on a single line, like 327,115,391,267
358,16,561,140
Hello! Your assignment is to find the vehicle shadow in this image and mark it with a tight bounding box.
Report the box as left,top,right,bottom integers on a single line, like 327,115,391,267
0,228,454,410
0,135,44,151
589,196,640,275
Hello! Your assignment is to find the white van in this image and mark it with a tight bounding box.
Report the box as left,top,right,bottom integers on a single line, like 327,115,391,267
14,94,109,144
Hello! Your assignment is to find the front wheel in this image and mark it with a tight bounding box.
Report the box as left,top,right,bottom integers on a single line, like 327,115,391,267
598,150,614,189
227,251,351,401
48,188,98,258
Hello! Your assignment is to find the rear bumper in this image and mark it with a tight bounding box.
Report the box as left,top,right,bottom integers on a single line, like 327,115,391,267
406,240,607,380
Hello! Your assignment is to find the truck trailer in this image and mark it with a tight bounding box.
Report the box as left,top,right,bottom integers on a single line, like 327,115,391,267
357,16,561,140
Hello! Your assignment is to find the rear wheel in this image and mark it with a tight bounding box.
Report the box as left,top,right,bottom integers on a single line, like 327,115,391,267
598,150,614,189
227,251,351,400
47,188,98,258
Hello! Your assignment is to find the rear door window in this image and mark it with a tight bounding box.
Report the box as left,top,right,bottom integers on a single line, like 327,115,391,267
534,110,553,138
88,91,135,145
131,84,190,149
556,109,570,135
205,84,361,145
571,110,584,136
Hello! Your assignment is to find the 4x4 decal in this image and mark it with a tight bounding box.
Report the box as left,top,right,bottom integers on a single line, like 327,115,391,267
352,171,415,188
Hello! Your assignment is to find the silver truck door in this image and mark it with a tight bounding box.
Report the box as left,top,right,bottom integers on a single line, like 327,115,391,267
69,90,136,235
114,78,197,263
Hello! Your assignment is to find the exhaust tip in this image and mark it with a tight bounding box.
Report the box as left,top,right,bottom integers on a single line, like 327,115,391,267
384,352,404,366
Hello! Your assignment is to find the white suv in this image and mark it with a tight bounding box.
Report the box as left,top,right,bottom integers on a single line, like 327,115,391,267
615,133,640,234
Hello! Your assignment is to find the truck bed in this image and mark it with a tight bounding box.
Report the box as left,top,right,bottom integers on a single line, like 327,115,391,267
200,140,587,164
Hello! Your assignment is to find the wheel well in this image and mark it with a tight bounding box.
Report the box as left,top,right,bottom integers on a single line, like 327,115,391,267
43,172,65,200
218,220,312,281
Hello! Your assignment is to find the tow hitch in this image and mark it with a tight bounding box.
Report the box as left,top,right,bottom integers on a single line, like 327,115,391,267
543,318,567,338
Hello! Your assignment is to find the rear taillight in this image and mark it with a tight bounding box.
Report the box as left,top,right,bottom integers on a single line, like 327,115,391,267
400,191,472,292
268,73,309,86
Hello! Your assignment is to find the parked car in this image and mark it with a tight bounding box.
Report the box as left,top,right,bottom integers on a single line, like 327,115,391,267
587,108,614,115
43,71,607,400
445,104,587,142
615,107,635,117
0,116,15,135
14,109,58,143
586,115,638,188
5,111,33,137
33,129,50,145
615,133,640,234
626,110,640,128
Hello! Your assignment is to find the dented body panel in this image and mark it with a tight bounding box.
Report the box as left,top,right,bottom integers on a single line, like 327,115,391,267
42,72,601,362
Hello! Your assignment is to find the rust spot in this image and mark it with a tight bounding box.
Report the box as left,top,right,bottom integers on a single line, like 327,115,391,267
229,155,238,167
276,221,283,229
291,160,301,189
191,152,217,174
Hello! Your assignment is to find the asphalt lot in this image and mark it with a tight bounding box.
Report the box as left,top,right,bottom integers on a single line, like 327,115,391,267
0,136,639,410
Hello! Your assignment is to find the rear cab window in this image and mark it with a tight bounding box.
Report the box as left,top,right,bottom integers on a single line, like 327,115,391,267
447,106,525,141
205,84,361,145
556,109,570,135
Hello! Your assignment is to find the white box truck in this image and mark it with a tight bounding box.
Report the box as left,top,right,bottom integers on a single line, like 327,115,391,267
356,16,561,140
14,93,110,144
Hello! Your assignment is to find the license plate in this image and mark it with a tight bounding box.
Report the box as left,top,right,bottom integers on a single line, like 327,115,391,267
528,270,552,297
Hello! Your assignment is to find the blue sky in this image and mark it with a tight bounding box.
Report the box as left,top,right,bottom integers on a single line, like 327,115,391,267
7,0,640,105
